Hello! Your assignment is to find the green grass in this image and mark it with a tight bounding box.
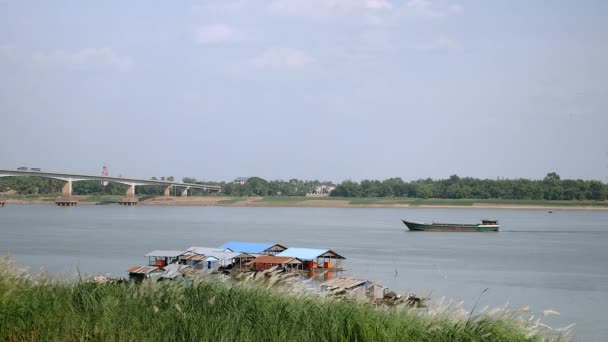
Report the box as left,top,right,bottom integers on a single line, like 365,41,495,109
343,197,608,207
409,199,476,206
0,259,568,342
81,195,123,203
254,196,340,203
471,198,608,207
0,194,56,201
348,198,415,205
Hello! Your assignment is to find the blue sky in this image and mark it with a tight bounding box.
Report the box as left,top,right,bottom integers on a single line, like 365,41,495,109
1,0,607,182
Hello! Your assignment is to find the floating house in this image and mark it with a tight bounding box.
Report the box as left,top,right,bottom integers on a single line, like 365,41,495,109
250,255,303,271
220,241,287,255
276,248,345,269
321,278,386,299
145,250,184,267
185,247,252,268
127,265,164,282
158,264,192,281
179,251,220,271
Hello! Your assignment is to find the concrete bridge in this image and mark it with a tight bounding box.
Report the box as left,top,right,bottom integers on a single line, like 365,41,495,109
0,168,221,206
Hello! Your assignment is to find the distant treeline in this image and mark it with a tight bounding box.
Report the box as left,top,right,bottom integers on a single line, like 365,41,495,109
1,172,606,201
330,172,607,201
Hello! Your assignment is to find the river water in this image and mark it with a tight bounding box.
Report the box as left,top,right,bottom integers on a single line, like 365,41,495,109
1,205,607,341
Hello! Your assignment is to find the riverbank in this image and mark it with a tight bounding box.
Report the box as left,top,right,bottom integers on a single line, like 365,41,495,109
3,195,608,210
0,258,567,341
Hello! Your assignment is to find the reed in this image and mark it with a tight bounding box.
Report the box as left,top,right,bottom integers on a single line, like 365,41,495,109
0,258,571,341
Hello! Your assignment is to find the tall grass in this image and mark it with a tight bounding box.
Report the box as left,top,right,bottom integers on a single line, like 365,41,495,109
0,258,571,341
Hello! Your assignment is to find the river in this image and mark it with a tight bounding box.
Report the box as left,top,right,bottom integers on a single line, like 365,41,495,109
1,205,607,341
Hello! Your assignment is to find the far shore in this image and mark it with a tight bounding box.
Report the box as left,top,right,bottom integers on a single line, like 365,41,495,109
2,195,608,210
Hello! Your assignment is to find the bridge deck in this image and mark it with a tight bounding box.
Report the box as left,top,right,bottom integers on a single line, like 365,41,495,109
0,168,221,191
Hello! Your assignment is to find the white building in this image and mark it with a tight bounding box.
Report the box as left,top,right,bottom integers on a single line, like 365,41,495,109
233,177,249,185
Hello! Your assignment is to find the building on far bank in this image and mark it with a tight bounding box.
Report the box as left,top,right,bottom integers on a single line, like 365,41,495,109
306,183,336,197
233,177,249,185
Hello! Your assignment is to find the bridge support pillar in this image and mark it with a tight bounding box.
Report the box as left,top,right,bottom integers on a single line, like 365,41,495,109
56,178,78,206
164,184,173,197
61,179,72,197
181,187,190,197
120,183,139,206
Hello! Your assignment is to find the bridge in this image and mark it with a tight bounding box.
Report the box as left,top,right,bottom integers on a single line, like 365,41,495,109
0,168,221,206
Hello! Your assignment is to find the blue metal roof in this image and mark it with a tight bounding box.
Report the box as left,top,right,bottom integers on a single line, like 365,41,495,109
220,241,277,254
275,248,331,261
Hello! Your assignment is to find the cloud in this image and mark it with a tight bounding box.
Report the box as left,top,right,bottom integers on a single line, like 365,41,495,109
414,36,458,51
406,0,463,18
195,24,239,44
32,47,133,72
252,47,315,69
269,0,392,16
0,44,17,63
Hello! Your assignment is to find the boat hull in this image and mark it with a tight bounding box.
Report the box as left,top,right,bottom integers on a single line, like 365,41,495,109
402,220,499,232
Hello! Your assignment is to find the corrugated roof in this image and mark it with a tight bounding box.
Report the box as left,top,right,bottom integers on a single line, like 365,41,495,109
161,264,192,279
180,252,219,261
220,241,278,254
186,247,243,264
186,247,232,255
322,278,368,290
252,255,302,264
127,265,160,274
144,250,184,257
276,248,345,260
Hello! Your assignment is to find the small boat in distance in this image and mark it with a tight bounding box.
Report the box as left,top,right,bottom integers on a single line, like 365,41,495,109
402,219,499,232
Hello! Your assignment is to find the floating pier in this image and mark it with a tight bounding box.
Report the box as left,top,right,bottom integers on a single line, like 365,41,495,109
55,197,78,206
119,197,139,206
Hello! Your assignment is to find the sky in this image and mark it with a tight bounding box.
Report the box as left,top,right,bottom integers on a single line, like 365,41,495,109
1,0,607,183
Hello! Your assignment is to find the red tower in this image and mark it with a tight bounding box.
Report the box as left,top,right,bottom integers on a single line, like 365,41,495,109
102,164,109,186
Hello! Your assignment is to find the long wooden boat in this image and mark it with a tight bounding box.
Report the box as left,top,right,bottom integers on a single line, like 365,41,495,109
402,219,499,232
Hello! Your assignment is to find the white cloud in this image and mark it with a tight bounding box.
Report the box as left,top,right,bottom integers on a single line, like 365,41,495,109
195,24,239,44
252,47,315,69
0,44,17,63
269,0,392,16
414,36,458,51
406,0,463,18
32,47,133,72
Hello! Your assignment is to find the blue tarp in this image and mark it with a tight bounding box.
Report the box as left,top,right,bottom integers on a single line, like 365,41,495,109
275,248,330,261
220,241,277,254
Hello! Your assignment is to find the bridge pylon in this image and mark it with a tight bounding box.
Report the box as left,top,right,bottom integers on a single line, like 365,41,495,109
120,183,139,206
56,178,78,206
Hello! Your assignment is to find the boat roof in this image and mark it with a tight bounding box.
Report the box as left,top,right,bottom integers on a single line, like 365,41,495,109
251,255,302,264
220,241,285,254
127,265,161,275
322,278,368,290
144,250,184,258
186,247,233,255
276,248,345,260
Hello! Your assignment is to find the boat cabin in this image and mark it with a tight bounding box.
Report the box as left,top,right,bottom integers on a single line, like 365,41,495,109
481,219,499,225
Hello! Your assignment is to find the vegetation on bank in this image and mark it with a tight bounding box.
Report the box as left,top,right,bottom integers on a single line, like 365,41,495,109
330,173,607,201
0,259,569,342
1,172,606,202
